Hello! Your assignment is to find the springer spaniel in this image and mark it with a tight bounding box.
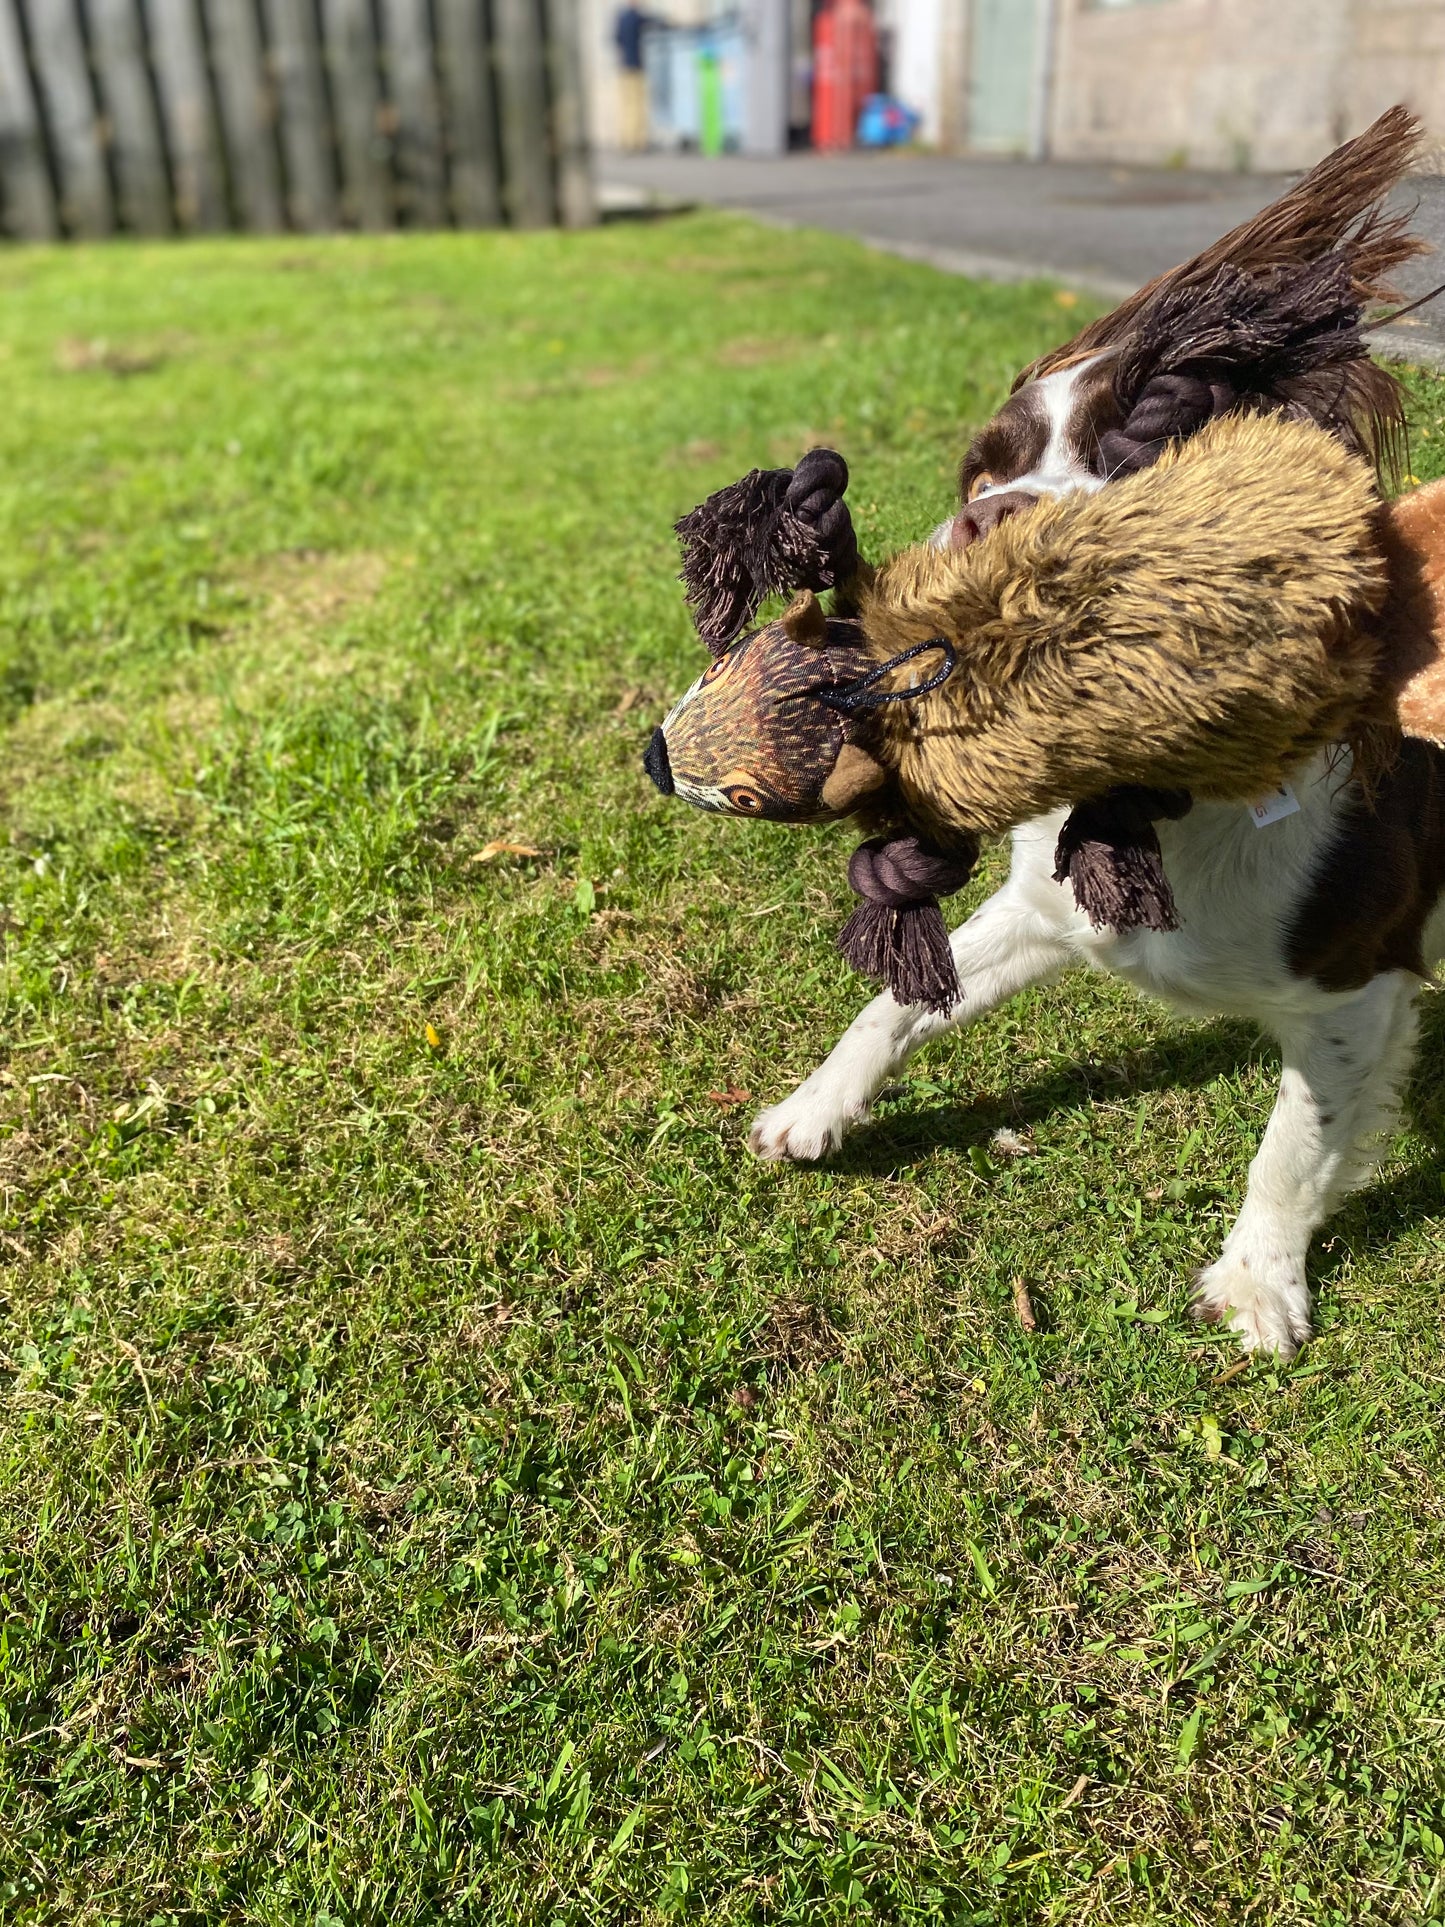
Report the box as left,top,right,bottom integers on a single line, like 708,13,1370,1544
748,111,1445,1359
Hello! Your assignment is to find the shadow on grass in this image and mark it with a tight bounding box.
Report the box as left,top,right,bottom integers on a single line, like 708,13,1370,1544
833,991,1445,1262
598,193,697,225
1322,989,1445,1265
830,1016,1265,1176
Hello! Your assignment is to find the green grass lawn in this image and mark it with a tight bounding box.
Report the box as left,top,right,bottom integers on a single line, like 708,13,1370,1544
3,213,1445,1926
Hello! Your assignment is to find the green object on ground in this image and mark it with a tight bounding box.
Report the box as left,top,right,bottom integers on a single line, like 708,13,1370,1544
699,50,724,157
1,213,1445,1924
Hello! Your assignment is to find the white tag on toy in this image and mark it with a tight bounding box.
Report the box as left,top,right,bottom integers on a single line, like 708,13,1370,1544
1247,782,1300,828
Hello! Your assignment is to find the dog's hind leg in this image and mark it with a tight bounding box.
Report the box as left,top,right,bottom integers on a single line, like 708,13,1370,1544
1193,969,1421,1358
749,881,1073,1162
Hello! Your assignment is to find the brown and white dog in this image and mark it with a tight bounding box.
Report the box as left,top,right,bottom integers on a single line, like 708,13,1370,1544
750,109,1445,1358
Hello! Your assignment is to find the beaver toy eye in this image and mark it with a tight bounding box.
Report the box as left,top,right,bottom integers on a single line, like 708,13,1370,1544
701,632,750,684
724,783,764,813
967,470,996,501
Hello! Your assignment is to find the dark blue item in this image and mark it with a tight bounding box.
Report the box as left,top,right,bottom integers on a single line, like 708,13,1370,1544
615,6,647,71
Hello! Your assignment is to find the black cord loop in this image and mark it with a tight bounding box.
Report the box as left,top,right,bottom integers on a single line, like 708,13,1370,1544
814,638,956,714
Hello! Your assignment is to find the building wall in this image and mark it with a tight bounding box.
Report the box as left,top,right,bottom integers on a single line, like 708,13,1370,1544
1045,0,1445,171
579,0,1445,170
886,0,947,145
1345,0,1445,161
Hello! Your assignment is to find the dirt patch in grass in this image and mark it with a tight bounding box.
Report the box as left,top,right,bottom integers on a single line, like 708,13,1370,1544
238,548,390,633
715,336,797,370
54,332,190,376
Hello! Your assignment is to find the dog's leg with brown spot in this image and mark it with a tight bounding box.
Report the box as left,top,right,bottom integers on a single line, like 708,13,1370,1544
749,880,1072,1163
1193,971,1421,1357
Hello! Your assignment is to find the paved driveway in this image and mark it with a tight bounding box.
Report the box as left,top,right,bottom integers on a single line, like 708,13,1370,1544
601,150,1445,368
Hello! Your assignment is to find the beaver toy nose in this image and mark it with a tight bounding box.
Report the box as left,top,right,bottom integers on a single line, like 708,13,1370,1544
643,726,674,796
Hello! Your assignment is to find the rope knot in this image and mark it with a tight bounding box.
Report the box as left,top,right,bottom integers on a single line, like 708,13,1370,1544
846,835,977,907
837,833,979,1010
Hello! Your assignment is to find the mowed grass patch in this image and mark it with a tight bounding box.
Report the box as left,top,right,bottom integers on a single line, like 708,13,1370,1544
1,216,1445,1925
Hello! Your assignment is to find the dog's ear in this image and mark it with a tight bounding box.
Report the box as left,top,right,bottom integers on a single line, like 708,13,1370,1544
781,589,827,645
821,742,888,811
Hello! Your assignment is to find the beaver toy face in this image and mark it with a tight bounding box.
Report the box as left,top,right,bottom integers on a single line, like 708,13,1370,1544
643,608,887,822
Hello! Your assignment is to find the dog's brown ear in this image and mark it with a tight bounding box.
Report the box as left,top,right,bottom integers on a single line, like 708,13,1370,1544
821,742,888,811
781,589,827,645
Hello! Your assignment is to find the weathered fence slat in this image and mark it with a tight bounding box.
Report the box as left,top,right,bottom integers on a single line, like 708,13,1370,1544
545,0,594,231
0,0,57,237
381,0,447,228
23,0,113,236
2,0,589,238
202,0,284,232
263,0,339,232
321,0,390,230
494,0,554,229
90,0,174,234
436,0,500,228
147,0,226,231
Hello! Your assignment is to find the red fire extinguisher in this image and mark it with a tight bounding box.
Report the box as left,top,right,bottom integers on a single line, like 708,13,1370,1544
813,0,879,152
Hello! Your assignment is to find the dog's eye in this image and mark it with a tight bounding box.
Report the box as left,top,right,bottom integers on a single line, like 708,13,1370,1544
967,471,995,501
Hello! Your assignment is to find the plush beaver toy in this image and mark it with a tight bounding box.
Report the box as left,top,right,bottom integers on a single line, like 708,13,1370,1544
646,130,1445,1011
646,417,1445,1010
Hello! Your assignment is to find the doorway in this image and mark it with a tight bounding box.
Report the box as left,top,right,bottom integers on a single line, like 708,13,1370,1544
968,0,1046,155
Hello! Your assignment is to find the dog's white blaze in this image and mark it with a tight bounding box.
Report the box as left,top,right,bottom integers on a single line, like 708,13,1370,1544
929,355,1112,550
975,354,1111,503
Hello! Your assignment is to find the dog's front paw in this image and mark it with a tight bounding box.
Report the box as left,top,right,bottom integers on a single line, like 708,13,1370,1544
749,1075,869,1163
1193,1246,1311,1360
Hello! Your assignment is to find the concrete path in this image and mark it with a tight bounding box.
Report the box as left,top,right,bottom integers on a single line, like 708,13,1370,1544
600,150,1445,368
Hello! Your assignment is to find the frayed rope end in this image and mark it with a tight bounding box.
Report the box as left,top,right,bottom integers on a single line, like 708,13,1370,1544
837,832,979,1010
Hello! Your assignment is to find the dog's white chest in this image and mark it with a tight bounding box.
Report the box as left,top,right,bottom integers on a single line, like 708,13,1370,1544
1009,756,1358,1025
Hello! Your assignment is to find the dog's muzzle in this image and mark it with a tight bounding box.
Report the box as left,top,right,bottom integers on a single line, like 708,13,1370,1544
951,487,1041,549
643,726,674,795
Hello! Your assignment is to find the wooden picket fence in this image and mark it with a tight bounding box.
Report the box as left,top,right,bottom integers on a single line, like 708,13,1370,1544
0,0,592,239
